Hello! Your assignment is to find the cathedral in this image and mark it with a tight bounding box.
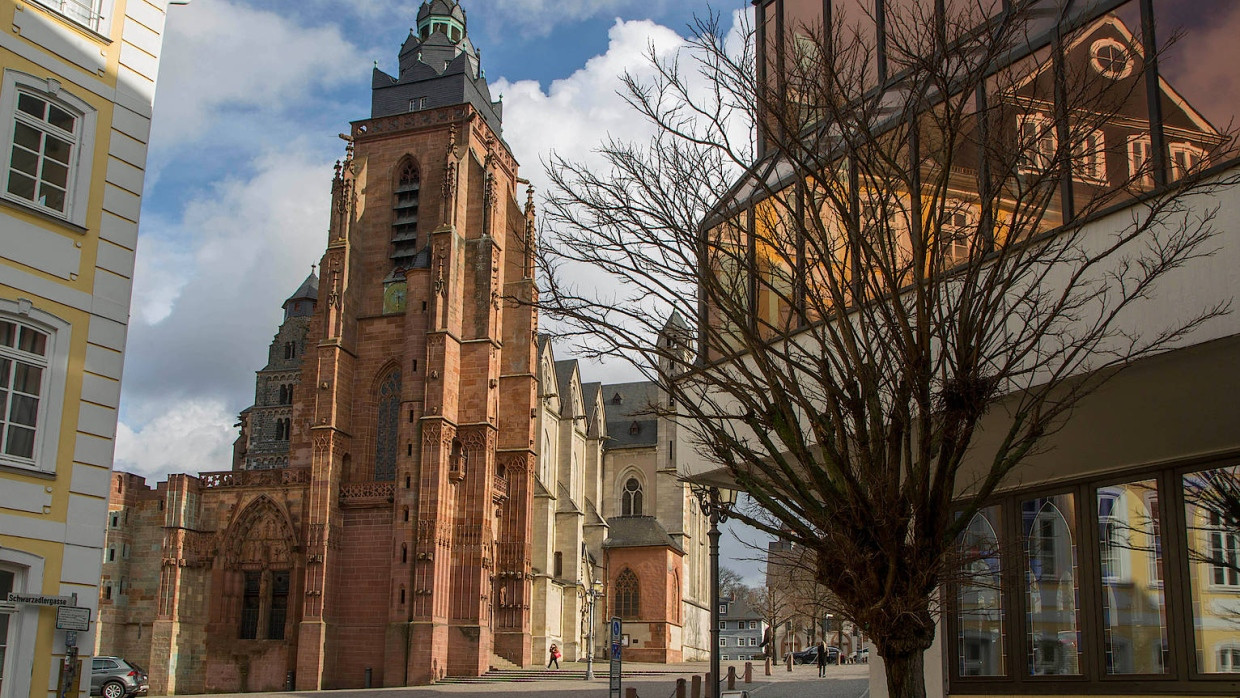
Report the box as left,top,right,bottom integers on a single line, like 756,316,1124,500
94,2,708,692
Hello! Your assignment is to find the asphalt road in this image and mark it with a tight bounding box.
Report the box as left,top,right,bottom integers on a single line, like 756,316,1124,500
188,663,869,698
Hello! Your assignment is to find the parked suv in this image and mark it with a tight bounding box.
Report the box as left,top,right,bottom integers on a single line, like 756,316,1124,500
90,657,148,698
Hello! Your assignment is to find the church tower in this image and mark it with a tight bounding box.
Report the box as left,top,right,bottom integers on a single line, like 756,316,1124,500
291,0,539,685
234,271,318,471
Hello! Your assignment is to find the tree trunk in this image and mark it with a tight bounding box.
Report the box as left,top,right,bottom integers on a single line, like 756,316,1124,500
882,648,927,698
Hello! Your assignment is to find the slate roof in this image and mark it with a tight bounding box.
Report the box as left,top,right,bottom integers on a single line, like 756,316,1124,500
601,381,659,449
283,272,318,307
582,382,603,437
554,359,578,408
417,0,464,24
603,516,682,553
370,1,503,137
721,595,762,621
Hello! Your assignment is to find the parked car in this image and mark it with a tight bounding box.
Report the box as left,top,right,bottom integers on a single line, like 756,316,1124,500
90,657,148,698
792,645,840,664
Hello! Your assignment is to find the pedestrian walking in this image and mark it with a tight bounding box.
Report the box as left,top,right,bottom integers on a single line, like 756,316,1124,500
816,641,828,677
548,643,561,669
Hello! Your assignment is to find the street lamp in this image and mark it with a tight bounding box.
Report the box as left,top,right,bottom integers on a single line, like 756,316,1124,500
693,485,738,698
583,578,604,680
582,551,605,681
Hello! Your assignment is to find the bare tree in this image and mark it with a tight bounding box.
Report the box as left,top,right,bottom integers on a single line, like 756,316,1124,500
750,584,796,660
718,566,749,601
536,2,1235,696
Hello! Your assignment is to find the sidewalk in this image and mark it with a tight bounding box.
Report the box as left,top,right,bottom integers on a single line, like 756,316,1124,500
181,662,868,698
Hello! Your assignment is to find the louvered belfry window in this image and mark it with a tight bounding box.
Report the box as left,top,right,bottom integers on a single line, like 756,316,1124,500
392,160,420,269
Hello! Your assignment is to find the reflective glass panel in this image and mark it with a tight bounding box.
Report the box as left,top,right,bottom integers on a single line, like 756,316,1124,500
957,506,1006,676
1183,466,1240,673
1023,493,1081,675
1152,0,1240,171
1097,479,1168,674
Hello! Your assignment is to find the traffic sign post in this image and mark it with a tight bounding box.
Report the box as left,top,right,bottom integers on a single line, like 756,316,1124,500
609,616,622,698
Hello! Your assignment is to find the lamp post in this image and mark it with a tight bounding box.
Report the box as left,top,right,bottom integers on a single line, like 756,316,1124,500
824,613,832,665
584,579,604,680
693,485,737,698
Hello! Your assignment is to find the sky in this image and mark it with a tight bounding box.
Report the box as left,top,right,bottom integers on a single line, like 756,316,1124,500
113,0,770,584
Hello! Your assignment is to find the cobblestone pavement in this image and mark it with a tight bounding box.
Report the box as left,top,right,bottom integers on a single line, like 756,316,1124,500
186,662,869,698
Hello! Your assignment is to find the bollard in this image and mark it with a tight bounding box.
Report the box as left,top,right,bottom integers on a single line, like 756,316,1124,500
692,674,702,698
726,666,736,690
764,658,771,676
743,662,752,684
364,667,373,688
786,653,793,672
676,678,687,698
626,687,638,698
705,672,712,698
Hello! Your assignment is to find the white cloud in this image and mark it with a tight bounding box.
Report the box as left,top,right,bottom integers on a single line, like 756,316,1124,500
122,148,333,441
152,0,364,146
114,399,238,479
492,18,687,202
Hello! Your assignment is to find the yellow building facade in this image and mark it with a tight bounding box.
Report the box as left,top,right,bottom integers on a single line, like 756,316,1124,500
0,1,180,697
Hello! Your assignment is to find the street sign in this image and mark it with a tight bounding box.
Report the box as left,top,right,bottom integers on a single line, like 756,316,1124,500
609,616,622,698
56,606,90,632
7,592,73,607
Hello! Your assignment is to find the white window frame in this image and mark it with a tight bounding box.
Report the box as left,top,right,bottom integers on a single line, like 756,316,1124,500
1218,645,1240,673
0,549,44,698
1098,490,1131,584
0,300,69,475
1089,38,1135,80
1073,129,1107,184
1018,112,1057,175
0,70,97,227
940,199,975,267
1206,509,1239,589
1128,136,1154,188
1169,142,1207,180
29,0,115,34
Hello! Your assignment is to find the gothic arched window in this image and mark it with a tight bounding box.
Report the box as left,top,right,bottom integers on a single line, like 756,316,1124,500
391,159,420,269
374,369,402,481
615,568,640,619
622,477,643,517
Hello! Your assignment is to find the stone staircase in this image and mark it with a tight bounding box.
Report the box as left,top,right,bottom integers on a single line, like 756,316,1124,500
489,653,522,671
